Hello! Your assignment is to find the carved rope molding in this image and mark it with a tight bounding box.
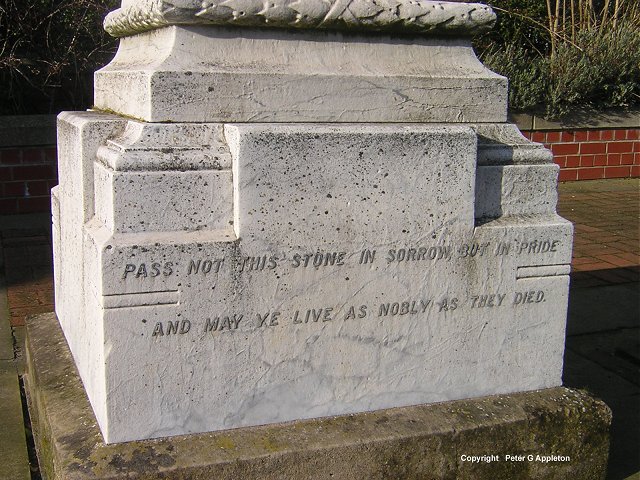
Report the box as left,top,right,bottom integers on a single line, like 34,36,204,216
104,0,496,37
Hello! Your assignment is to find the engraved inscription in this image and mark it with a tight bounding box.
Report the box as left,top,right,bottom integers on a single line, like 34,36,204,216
457,242,490,258
292,308,334,323
123,262,173,279
344,305,368,320
240,256,277,272
435,297,459,312
188,258,224,275
494,242,511,256
378,300,430,317
146,289,551,341
514,290,545,305
120,238,565,281
257,311,281,327
470,293,506,308
152,319,190,336
292,252,346,268
386,246,452,263
359,249,376,264
204,315,242,332
515,240,559,255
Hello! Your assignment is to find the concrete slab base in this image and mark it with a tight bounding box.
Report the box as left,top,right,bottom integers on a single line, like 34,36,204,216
25,312,611,480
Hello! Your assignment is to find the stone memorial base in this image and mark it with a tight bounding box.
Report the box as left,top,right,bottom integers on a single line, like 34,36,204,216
25,312,610,480
54,112,574,443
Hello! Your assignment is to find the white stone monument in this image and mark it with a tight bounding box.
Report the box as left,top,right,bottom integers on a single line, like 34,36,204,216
52,0,572,443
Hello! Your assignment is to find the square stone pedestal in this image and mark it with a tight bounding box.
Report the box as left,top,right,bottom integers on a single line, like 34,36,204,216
54,115,574,443
25,312,610,480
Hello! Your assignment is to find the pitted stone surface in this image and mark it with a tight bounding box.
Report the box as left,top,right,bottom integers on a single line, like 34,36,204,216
105,0,496,38
54,114,573,443
94,27,507,123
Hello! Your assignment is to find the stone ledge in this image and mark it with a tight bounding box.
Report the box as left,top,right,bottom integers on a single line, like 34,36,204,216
25,312,611,480
510,108,640,132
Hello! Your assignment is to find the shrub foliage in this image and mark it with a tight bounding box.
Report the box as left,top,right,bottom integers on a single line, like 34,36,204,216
0,0,118,115
477,0,640,118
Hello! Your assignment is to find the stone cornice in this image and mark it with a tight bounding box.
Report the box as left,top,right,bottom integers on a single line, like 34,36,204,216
104,0,496,38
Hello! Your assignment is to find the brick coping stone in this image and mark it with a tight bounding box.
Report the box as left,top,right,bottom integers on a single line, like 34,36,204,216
24,312,611,480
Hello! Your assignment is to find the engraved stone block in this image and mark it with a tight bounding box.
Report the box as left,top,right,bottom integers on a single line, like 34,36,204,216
54,116,572,443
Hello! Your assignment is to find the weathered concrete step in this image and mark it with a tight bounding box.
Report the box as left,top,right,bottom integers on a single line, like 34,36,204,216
25,311,611,480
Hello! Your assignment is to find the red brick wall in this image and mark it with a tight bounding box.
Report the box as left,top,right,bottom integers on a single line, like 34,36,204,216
521,128,640,182
0,147,58,214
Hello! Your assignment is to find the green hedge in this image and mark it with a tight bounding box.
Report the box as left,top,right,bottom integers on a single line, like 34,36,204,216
0,0,118,115
476,1,640,119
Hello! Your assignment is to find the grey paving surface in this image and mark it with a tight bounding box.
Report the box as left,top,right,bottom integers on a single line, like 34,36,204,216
567,283,639,336
0,274,31,480
558,180,640,480
564,345,639,480
563,282,640,480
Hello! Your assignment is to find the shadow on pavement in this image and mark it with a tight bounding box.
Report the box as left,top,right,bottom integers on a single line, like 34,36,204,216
563,274,640,480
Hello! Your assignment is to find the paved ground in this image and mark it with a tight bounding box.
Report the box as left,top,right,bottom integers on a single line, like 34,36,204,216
559,180,640,287
0,178,638,480
557,179,640,480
